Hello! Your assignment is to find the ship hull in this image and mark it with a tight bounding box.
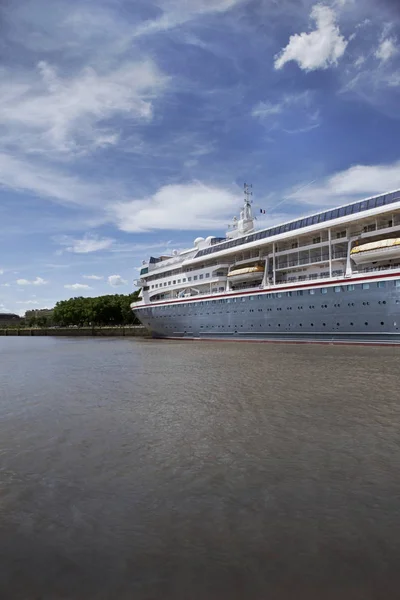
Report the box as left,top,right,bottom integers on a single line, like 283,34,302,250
133,275,400,344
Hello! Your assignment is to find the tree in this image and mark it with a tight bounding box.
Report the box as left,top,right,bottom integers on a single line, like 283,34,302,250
52,291,141,327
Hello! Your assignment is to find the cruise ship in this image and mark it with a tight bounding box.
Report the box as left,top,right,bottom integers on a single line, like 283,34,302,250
131,185,400,343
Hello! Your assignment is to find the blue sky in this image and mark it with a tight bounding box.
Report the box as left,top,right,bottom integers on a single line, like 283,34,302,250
1,0,400,314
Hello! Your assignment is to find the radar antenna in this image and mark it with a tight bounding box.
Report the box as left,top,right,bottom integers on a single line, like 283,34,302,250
244,182,253,204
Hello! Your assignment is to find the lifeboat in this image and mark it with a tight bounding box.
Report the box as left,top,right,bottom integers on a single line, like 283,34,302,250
350,238,400,265
227,264,264,283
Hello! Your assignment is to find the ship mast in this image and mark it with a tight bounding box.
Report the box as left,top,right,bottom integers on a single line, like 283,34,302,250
226,183,255,239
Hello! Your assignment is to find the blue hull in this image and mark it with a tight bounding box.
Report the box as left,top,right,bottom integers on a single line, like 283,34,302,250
134,276,400,344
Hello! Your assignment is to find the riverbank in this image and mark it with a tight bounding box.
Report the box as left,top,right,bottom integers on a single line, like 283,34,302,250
0,326,151,337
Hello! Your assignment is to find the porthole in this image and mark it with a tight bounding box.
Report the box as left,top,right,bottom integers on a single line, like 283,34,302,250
381,321,384,325
323,323,326,326
350,322,354,326
365,322,368,326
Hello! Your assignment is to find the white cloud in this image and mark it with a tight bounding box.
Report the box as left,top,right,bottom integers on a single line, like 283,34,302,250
108,275,128,287
0,59,167,156
16,277,48,286
0,269,3,275
274,5,348,72
17,300,40,305
111,181,240,232
56,234,114,254
64,283,92,290
289,161,400,206
1,283,10,287
83,274,104,280
375,38,397,62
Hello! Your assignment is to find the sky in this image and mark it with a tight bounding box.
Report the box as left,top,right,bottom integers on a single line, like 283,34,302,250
1,0,400,314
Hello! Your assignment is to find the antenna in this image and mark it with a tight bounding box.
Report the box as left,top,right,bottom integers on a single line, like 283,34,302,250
244,182,253,204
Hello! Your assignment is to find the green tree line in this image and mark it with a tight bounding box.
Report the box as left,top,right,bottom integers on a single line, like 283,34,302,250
52,292,141,327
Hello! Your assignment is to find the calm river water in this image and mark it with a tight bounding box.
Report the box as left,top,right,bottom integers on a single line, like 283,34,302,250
1,336,400,599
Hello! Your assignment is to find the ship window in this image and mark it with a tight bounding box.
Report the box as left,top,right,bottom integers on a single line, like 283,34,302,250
241,298,246,302
341,205,350,216
309,289,316,295
205,273,210,278
194,276,198,280
334,286,342,292
188,277,192,281
347,285,355,291
377,281,385,288
362,283,370,290
321,288,328,294
199,274,204,279
395,280,400,287
296,290,303,296
173,280,176,284
277,293,282,298
168,281,171,285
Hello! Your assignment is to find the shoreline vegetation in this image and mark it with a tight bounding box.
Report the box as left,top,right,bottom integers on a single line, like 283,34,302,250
11,292,143,329
0,326,150,337
1,292,151,337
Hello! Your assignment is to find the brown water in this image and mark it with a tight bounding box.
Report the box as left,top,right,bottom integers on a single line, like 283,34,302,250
1,336,400,599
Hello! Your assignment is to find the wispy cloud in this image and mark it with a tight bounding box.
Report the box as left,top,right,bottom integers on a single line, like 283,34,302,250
131,0,244,38
252,92,320,134
108,275,128,286
16,277,48,286
82,274,104,280
56,234,114,254
274,4,348,72
0,152,110,208
0,59,167,158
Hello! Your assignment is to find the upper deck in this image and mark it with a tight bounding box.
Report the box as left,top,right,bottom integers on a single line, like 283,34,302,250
133,188,400,306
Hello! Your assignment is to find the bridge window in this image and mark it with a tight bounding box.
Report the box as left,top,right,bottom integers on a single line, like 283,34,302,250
362,283,370,290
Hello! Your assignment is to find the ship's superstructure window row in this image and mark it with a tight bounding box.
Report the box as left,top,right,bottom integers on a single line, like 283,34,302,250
195,190,400,258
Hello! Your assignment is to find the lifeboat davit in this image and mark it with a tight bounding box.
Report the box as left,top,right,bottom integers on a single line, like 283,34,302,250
227,264,264,283
350,238,400,265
